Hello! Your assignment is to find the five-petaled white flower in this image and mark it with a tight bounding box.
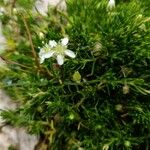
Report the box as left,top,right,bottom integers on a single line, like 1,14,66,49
107,0,115,10
39,37,76,65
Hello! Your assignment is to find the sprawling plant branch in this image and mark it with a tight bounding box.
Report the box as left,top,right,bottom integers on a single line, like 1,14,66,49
0,56,32,69
22,16,41,71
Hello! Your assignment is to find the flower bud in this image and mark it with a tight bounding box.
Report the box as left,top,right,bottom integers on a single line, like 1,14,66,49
124,140,131,147
115,104,123,112
123,84,130,94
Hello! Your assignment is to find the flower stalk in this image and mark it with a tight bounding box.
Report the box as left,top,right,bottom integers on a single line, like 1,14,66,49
22,16,41,71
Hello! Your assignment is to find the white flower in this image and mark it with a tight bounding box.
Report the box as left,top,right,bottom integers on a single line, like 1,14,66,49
107,0,115,10
39,37,76,65
0,7,5,15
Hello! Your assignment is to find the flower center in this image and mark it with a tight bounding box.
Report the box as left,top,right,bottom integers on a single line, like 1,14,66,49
54,44,66,55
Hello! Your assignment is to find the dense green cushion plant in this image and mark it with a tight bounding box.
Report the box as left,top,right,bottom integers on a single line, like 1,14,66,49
0,0,150,149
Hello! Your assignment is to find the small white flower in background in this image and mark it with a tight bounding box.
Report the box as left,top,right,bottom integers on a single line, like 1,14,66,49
0,7,5,16
107,0,115,10
39,32,44,39
39,37,76,65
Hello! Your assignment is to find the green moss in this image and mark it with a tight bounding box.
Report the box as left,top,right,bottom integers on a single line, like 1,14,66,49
0,0,150,149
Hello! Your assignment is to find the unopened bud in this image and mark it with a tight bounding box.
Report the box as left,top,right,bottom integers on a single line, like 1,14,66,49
39,32,44,38
123,84,130,94
68,113,75,120
13,8,17,14
115,104,123,112
124,140,131,147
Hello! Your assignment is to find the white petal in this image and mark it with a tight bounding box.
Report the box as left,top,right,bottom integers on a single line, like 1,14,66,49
39,48,45,56
61,37,69,46
107,0,115,10
57,55,64,65
40,56,45,64
64,50,76,58
42,51,55,59
49,40,57,47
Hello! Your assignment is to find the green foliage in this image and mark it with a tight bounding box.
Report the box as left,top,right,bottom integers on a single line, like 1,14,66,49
0,0,150,149
8,146,17,150
16,0,36,9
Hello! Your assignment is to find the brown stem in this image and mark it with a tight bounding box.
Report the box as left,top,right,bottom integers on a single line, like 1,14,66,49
0,56,31,69
12,0,17,7
22,16,41,71
10,0,17,15
11,0,17,9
